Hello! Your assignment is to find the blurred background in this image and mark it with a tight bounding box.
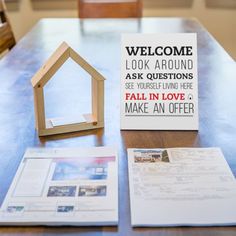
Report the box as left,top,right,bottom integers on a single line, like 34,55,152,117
5,0,236,59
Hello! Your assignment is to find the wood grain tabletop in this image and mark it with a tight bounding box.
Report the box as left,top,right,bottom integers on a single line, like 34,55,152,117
0,17,236,235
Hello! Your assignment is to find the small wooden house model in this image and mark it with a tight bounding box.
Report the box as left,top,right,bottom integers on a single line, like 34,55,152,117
31,42,105,136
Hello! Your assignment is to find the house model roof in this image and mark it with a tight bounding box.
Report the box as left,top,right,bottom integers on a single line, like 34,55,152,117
31,42,105,88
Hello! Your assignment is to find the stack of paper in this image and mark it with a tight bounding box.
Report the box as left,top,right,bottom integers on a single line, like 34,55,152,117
128,148,236,226
0,147,118,226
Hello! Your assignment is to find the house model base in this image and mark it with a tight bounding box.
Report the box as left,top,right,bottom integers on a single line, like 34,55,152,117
40,113,104,136
31,42,105,136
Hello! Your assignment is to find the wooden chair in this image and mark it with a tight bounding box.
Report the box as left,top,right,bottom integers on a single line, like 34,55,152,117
0,0,16,54
78,0,143,18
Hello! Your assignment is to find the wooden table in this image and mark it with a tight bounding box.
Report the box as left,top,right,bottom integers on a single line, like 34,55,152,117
0,18,236,235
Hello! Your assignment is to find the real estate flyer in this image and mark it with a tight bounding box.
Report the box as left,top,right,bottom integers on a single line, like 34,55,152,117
0,147,118,226
128,148,236,226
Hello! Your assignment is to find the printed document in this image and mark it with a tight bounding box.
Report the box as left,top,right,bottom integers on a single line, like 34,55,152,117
128,148,236,226
0,147,118,226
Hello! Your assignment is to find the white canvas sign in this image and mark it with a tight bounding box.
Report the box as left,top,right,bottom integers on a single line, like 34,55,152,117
121,33,198,130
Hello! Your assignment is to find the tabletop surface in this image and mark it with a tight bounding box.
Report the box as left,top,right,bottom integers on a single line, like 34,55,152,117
0,17,236,235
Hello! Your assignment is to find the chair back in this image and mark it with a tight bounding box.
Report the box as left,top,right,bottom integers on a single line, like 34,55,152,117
78,0,143,18
0,0,16,54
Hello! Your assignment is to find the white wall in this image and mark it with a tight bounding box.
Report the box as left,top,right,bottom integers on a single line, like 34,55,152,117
6,0,236,59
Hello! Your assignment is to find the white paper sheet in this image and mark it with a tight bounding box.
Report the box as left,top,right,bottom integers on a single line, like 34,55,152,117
128,148,236,226
0,147,118,226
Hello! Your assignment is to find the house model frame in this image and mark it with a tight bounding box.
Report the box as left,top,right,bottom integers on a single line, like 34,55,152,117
31,42,105,136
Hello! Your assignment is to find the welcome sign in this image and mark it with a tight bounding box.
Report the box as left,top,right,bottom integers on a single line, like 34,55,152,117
120,33,198,130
